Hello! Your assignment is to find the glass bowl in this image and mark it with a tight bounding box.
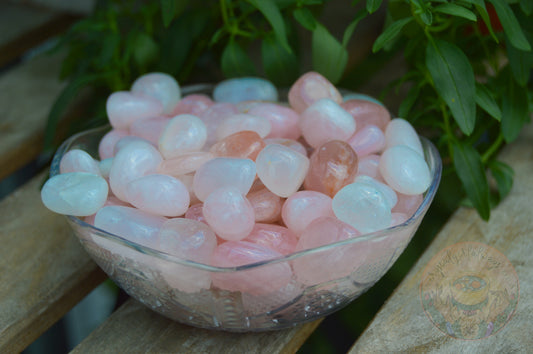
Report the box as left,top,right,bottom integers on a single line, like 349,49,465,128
49,87,442,332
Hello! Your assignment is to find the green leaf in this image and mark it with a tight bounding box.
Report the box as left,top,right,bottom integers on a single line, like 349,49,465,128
452,142,491,220
372,17,412,53
161,0,176,27
475,83,502,121
342,8,368,47
221,39,256,77
312,23,348,84
293,7,316,31
506,35,533,87
489,0,531,51
133,32,159,71
249,0,292,53
465,0,499,42
366,0,382,14
398,84,421,118
502,76,528,142
434,3,477,21
426,40,476,135
521,0,533,16
489,160,514,201
261,35,299,86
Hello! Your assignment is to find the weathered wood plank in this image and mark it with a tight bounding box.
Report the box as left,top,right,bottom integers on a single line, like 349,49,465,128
0,171,106,353
72,299,321,354
351,123,533,352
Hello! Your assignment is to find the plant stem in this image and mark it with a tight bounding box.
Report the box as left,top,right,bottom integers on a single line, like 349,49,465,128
482,134,504,163
441,102,454,160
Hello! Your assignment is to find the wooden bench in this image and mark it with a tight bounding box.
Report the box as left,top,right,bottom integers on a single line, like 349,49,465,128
1,2,532,353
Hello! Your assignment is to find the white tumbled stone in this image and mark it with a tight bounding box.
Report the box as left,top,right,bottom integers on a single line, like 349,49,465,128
379,145,431,195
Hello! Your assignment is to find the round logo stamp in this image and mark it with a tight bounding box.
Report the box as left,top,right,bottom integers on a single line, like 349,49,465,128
420,242,519,340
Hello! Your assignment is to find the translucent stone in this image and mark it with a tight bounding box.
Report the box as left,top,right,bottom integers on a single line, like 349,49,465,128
108,140,163,201
215,113,271,140
210,241,292,295
41,172,108,216
99,158,113,179
171,94,213,116
131,72,181,114
202,187,255,241
355,154,382,181
264,138,307,157
235,100,262,113
210,130,265,161
390,212,409,227
176,173,200,205
288,72,342,113
193,157,256,202
106,91,163,129
256,144,310,197
185,203,207,224
342,93,384,106
332,181,392,234
158,114,207,159
247,188,283,223
213,77,278,103
113,136,155,156
341,99,391,131
384,118,423,156
125,174,190,217
304,140,358,197
281,191,334,235
199,102,239,146
354,175,397,209
84,195,130,225
300,98,356,148
60,149,101,175
130,116,171,145
379,145,431,195
94,205,166,248
243,223,297,255
347,124,385,157
98,129,129,159
247,103,301,140
393,192,423,216
158,151,214,176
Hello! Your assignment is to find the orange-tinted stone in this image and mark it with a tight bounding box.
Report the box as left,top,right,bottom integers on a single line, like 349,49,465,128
209,130,266,161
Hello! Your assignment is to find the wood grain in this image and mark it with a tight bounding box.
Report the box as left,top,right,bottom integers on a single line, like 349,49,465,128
0,171,106,353
351,123,533,352
72,299,321,354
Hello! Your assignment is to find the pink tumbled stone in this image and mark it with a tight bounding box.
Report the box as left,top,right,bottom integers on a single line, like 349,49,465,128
185,203,207,224
158,114,207,159
300,98,356,148
171,94,213,116
247,188,283,223
216,113,271,141
341,99,391,131
347,124,385,157
390,212,409,226
210,130,265,161
393,193,423,216
60,149,101,176
175,173,200,205
125,174,190,217
106,91,163,130
158,151,214,177
130,116,171,145
84,195,131,226
248,103,301,140
131,72,181,114
384,118,424,156
288,72,342,113
199,102,239,145
202,187,255,241
113,136,155,156
211,241,292,295
244,223,297,255
355,154,383,181
281,191,334,235
264,138,307,157
98,129,129,160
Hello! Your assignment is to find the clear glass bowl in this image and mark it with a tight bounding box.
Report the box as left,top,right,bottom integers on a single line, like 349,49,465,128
50,87,442,332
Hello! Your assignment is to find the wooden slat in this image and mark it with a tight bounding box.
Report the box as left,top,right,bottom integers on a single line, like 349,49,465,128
0,171,106,353
72,299,321,353
351,123,533,352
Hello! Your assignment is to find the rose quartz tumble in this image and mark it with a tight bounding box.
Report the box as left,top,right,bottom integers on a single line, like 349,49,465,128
106,91,163,130
393,193,423,216
379,145,430,195
256,144,310,197
185,203,206,224
216,113,271,140
158,151,214,176
130,116,171,145
300,98,356,148
94,205,166,248
171,94,213,116
158,114,207,159
131,72,181,114
202,187,255,241
288,72,342,113
98,129,129,159
347,124,385,157
60,149,101,175
199,102,239,145
84,195,130,225
264,138,307,156
247,188,283,223
125,174,190,217
391,212,409,227
113,136,154,156
211,241,292,295
341,99,391,131
244,223,297,255
304,140,358,197
356,154,383,181
209,130,265,161
248,103,301,140
193,157,256,202
281,191,334,235
176,173,200,205
108,140,163,201
384,118,423,156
